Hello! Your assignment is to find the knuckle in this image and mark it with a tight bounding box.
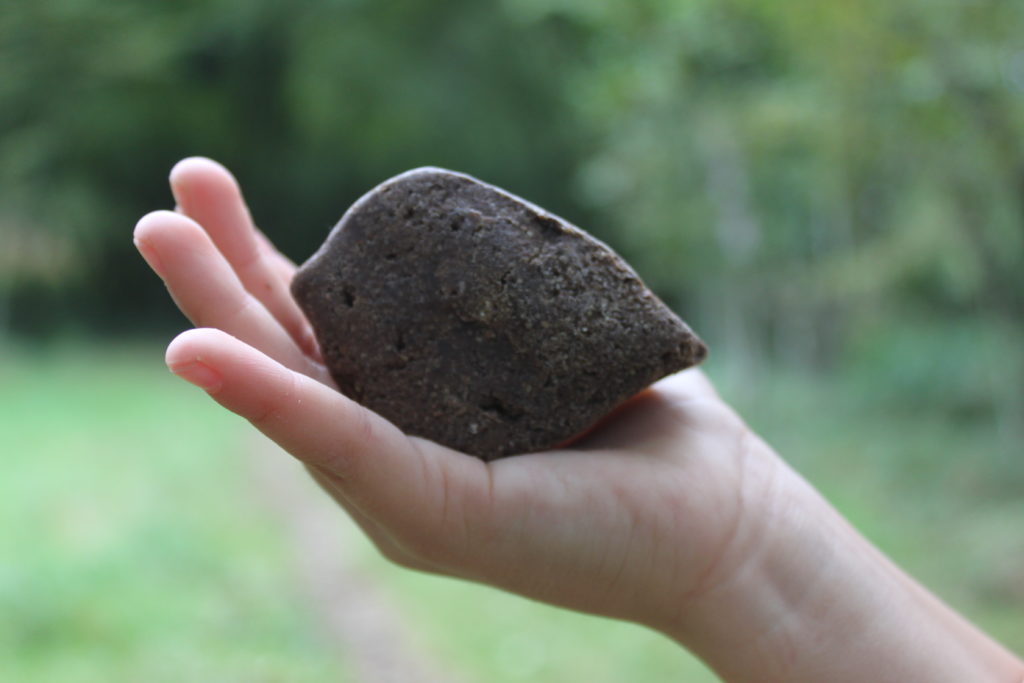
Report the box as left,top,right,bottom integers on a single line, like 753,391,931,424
246,367,297,429
247,399,282,430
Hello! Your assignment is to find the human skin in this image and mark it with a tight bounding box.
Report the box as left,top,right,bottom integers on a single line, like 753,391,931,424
134,157,1024,682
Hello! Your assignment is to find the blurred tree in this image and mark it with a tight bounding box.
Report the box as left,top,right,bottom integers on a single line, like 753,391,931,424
1,0,1022,434
505,0,1024,429
0,0,590,335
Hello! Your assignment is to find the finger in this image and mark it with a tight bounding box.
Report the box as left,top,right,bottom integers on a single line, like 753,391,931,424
169,157,318,356
254,226,300,283
176,196,296,288
135,210,330,384
250,224,323,362
165,328,491,567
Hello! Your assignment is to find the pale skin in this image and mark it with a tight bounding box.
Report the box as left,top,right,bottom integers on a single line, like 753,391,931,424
134,157,1024,682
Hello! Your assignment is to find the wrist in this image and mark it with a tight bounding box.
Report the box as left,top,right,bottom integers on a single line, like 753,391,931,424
648,437,832,667
663,459,863,680
656,441,1023,682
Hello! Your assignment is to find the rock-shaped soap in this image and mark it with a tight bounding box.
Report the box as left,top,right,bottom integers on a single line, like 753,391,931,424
291,168,706,460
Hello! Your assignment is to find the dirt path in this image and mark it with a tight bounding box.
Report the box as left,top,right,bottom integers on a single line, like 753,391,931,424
249,439,467,683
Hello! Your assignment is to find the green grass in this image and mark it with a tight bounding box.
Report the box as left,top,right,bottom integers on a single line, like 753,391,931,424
354,565,713,682
0,342,352,682
2,342,1021,682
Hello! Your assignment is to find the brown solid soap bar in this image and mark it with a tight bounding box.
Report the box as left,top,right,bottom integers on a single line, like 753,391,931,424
291,168,707,460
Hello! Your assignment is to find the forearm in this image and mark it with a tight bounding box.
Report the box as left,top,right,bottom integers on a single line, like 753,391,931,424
661,449,1024,683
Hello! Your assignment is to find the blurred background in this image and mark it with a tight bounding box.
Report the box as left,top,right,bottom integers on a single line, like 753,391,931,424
2,0,1022,680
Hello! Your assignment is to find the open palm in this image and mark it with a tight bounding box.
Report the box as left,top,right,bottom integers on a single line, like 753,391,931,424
134,157,777,633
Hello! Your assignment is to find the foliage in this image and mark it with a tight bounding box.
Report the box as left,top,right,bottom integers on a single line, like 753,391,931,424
0,0,588,334
1,1,1021,431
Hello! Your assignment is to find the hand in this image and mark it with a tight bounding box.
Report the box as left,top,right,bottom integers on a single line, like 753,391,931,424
132,157,770,624
134,158,1023,682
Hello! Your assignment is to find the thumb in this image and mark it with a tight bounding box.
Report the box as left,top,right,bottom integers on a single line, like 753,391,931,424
165,328,491,562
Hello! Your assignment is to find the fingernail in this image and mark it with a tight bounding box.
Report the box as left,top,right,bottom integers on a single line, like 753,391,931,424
168,360,223,393
133,237,165,278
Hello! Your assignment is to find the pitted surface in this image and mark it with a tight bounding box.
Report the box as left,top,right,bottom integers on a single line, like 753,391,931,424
292,168,707,460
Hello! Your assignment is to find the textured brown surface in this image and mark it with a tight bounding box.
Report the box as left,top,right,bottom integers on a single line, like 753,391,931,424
292,168,707,460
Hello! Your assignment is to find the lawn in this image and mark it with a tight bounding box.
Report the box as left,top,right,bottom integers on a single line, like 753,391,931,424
1,342,351,681
1,341,1020,681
